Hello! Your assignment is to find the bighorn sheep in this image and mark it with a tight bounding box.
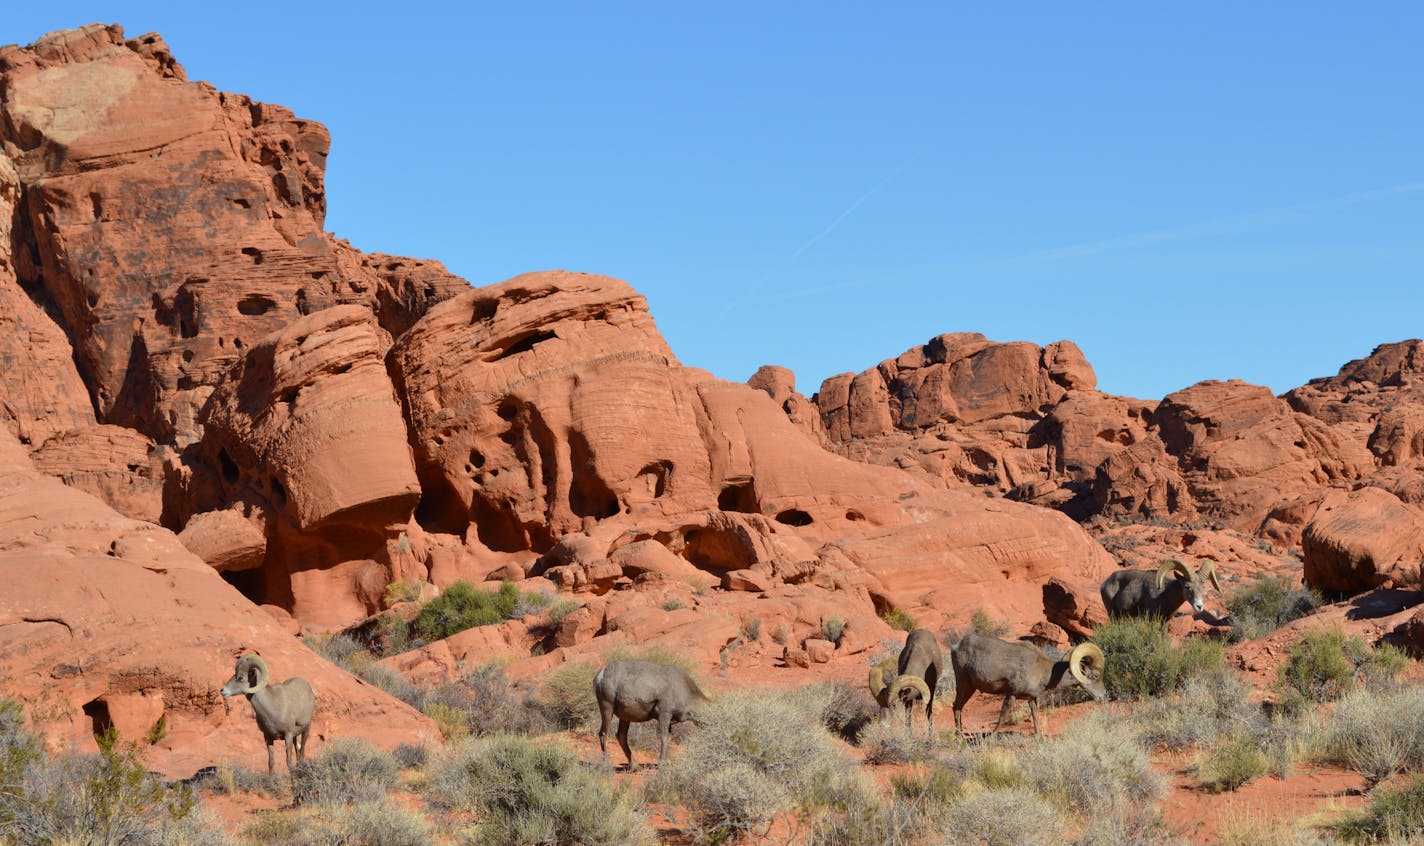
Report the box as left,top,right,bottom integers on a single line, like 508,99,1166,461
220,654,315,774
593,659,709,768
886,628,943,734
950,633,1106,735
1100,558,1221,621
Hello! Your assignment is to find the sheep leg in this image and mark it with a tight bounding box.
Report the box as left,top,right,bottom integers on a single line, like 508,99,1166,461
284,735,296,772
296,725,309,763
656,711,673,765
616,718,635,770
992,694,1013,733
1028,698,1042,736
951,687,972,735
266,739,276,774
597,700,615,765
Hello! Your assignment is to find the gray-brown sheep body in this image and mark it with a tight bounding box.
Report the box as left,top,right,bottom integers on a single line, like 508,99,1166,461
950,633,1105,735
593,659,708,768
220,654,314,773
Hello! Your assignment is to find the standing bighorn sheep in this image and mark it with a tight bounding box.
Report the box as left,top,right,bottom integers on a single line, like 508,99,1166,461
950,633,1106,735
593,659,709,768
220,654,315,774
1100,558,1221,621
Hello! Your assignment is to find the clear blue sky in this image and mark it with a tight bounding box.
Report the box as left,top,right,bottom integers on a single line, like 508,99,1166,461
6,4,1422,401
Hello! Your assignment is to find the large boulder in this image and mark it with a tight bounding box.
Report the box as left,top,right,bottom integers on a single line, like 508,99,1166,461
1302,487,1424,593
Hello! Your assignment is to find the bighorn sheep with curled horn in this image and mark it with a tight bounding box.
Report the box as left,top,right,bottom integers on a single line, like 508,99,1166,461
1100,558,1221,621
220,654,315,774
866,655,899,719
950,633,1106,736
593,659,709,769
877,628,943,735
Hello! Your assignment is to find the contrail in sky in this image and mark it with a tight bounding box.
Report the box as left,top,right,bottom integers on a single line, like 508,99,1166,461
789,163,910,259
748,179,1424,306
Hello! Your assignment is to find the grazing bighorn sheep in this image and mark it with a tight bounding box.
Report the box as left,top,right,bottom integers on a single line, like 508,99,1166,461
889,628,943,734
220,654,315,774
950,633,1106,736
1100,558,1221,621
593,659,709,768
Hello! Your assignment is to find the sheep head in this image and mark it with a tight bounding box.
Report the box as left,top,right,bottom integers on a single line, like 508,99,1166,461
221,653,271,708
1155,558,1220,613
1067,642,1107,702
888,674,932,711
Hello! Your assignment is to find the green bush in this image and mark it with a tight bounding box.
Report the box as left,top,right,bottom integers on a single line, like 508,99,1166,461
1334,776,1424,842
1095,617,1225,700
1196,735,1270,792
291,736,400,807
880,608,917,632
1226,575,1320,639
1276,628,1356,705
412,580,525,642
648,692,868,842
427,734,655,845
241,798,432,846
971,609,1010,638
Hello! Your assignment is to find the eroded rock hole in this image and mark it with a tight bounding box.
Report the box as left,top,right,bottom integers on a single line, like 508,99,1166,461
775,509,813,527
489,330,557,362
637,461,673,498
221,567,267,606
90,193,103,220
82,699,113,741
231,197,251,209
237,294,277,316
217,448,240,485
470,450,486,469
240,247,264,265
718,480,759,514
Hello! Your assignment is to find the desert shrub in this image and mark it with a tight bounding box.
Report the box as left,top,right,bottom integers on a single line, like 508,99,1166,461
205,761,282,797
427,734,655,845
1196,735,1269,792
1226,575,1321,639
0,723,216,846
392,743,428,770
411,580,527,642
1309,685,1424,785
241,798,432,846
1333,776,1424,843
416,665,548,740
971,608,1010,638
781,681,877,743
881,607,917,632
1276,628,1357,706
1095,618,1225,700
307,632,371,673
771,624,790,645
1017,714,1164,816
740,616,763,642
860,719,935,765
809,790,925,846
821,616,846,645
543,597,580,626
384,579,423,607
1128,666,1296,777
936,786,1063,846
291,736,400,806
648,692,868,842
353,662,427,709
663,597,687,611
510,588,553,619
1215,811,1332,846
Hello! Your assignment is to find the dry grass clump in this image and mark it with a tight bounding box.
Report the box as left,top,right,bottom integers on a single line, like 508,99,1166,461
648,691,869,843
1332,776,1424,843
291,736,401,806
240,798,432,846
779,681,878,743
419,663,550,739
1017,713,1165,818
1307,685,1424,787
1226,575,1321,639
1276,628,1408,715
427,733,655,846
859,719,937,765
937,785,1063,846
1195,735,1270,793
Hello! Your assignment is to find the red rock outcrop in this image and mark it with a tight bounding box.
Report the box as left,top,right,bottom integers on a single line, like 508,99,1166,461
0,426,435,778
0,24,468,450
1301,487,1424,593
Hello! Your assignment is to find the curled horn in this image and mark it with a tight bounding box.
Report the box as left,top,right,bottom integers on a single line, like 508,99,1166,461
868,666,889,699
238,654,270,693
888,675,932,706
1155,558,1193,590
1068,642,1105,688
1199,560,1221,592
